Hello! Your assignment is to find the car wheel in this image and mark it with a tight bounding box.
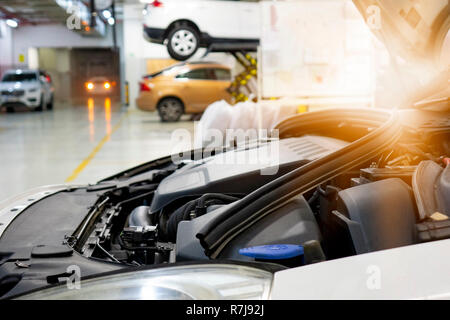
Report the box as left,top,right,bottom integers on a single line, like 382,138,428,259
47,94,54,110
6,107,14,113
157,98,184,122
34,95,44,112
167,24,200,61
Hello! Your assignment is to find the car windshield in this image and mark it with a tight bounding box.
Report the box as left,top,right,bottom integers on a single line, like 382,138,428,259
2,73,37,82
144,63,185,79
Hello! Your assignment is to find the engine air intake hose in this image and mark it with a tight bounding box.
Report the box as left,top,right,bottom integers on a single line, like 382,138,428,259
166,193,240,242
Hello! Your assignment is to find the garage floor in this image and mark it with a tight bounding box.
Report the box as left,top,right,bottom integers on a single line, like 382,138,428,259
0,98,194,201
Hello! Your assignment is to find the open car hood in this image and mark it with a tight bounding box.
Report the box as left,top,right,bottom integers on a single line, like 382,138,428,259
353,0,449,66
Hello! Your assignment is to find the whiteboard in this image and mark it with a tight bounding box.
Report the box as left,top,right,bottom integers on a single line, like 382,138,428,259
260,0,376,99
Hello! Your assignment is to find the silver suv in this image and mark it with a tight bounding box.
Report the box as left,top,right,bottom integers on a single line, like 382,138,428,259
0,69,54,112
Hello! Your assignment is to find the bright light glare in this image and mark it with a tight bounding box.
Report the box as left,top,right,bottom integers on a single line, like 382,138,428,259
102,10,112,19
104,82,111,89
86,82,94,90
107,17,115,25
440,29,450,68
6,19,18,28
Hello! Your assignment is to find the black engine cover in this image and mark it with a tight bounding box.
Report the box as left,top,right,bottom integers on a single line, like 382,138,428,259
151,136,348,211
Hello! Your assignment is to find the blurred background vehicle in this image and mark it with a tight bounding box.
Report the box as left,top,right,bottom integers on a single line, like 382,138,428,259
84,76,115,96
0,69,54,112
136,61,232,121
143,0,260,60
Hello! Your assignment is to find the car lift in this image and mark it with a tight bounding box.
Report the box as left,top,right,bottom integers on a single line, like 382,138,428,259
228,51,258,103
202,44,258,104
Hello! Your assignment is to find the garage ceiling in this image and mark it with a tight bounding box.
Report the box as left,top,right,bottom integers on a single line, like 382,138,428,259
0,0,69,25
0,0,136,26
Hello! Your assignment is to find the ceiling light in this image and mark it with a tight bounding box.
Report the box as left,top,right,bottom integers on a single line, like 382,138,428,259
102,10,112,19
6,19,18,28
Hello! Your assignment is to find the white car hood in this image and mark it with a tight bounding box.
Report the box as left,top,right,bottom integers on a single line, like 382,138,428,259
353,0,449,65
272,239,450,299
0,185,77,238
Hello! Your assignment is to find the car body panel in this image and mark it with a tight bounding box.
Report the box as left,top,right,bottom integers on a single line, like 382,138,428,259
174,77,231,111
0,185,73,239
271,238,450,299
144,0,260,40
136,62,232,113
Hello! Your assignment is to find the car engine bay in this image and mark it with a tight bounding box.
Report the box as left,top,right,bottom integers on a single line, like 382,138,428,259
67,108,449,270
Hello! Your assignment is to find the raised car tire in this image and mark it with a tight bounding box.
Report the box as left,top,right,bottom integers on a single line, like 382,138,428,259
166,24,200,61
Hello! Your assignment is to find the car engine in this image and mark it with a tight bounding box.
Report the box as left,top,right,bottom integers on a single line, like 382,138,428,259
74,109,450,269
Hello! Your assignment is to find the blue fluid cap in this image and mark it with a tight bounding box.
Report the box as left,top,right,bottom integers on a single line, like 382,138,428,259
239,244,304,260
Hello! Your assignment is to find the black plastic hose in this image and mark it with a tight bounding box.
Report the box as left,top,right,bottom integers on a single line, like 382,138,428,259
166,193,240,242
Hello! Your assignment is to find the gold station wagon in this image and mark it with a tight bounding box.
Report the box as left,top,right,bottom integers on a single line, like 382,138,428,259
136,62,232,121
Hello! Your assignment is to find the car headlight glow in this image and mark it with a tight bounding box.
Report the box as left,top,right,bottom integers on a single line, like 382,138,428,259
18,264,273,300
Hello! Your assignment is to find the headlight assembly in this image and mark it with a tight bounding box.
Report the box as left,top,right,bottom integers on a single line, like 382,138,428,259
18,264,273,300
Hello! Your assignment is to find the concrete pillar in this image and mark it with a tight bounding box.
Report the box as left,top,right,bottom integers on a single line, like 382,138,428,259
123,4,168,109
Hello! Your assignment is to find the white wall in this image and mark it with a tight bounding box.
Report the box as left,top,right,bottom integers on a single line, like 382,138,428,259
11,23,118,67
0,21,14,75
28,48,39,69
123,4,168,107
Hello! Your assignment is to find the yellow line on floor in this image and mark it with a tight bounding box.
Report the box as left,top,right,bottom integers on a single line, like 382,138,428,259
65,111,129,183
